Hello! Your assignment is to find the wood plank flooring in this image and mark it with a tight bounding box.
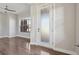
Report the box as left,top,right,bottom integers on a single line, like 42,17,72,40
0,37,68,55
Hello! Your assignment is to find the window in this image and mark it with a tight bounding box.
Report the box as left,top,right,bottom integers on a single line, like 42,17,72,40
20,19,31,32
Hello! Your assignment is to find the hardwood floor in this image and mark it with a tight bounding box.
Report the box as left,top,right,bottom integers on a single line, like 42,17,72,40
30,45,69,55
0,37,68,55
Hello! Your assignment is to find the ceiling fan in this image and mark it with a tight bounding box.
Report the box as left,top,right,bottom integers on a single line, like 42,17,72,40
0,4,16,12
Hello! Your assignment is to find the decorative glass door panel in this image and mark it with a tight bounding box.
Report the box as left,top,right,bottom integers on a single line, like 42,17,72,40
40,7,50,43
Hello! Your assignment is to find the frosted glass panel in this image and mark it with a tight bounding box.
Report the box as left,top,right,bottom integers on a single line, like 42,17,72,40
40,8,49,42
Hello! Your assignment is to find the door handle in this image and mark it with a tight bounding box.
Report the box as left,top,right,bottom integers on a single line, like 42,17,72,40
75,44,79,47
38,28,40,32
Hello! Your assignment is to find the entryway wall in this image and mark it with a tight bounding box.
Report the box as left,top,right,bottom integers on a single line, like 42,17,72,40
75,3,79,54
55,3,76,54
30,3,77,54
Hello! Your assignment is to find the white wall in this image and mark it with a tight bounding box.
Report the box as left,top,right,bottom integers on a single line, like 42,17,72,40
16,5,31,38
30,4,38,43
0,4,31,38
0,14,2,36
8,13,17,37
0,12,17,38
0,13,3,36
75,3,79,54
55,3,75,52
0,13,9,37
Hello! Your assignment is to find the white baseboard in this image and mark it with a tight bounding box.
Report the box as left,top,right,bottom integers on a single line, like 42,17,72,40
16,35,30,39
0,35,30,39
8,36,16,38
53,47,77,55
0,35,9,38
0,35,16,38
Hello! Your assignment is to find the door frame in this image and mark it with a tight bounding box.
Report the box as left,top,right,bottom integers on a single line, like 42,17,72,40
36,4,54,48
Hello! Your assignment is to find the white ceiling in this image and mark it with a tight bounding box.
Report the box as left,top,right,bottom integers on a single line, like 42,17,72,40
0,3,31,14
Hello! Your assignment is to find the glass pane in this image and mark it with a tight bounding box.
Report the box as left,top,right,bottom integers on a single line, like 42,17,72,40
40,8,49,43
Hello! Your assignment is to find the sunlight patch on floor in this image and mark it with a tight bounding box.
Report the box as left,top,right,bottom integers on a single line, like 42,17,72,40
40,50,50,55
